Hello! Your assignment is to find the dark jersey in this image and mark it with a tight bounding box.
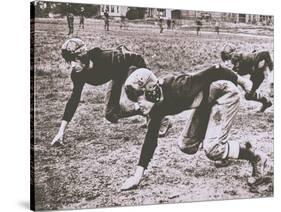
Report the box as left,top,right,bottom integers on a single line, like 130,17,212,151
79,11,85,21
230,51,273,76
67,13,74,22
104,12,109,19
137,66,238,169
62,47,147,122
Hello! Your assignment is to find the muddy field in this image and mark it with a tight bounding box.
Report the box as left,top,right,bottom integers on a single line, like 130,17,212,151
33,18,274,210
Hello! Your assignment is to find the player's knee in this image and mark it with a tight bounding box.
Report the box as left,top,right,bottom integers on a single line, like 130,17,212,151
258,60,266,69
177,136,201,155
210,81,240,104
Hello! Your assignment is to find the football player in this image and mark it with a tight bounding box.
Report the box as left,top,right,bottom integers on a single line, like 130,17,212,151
221,44,273,112
104,9,109,31
51,38,171,146
120,65,268,190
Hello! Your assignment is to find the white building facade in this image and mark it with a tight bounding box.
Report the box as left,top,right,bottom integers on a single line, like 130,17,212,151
100,5,128,17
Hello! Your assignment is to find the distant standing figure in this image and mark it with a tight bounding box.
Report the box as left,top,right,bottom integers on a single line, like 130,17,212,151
215,20,220,34
79,7,85,29
120,16,126,29
104,9,109,31
159,17,164,33
167,19,171,29
172,19,176,30
67,12,74,35
196,19,202,36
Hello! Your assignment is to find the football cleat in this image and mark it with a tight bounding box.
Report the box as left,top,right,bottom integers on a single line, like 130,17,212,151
247,152,268,186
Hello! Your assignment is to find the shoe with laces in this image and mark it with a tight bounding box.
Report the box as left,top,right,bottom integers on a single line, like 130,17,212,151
260,100,272,112
214,159,231,168
247,152,268,186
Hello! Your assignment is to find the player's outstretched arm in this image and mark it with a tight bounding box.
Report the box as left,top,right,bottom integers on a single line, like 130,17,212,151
51,79,85,146
121,114,162,190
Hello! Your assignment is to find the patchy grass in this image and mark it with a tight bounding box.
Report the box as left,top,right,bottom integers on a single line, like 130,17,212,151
33,18,273,210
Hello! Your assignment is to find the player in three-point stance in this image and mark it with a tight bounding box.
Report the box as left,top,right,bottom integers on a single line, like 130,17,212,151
221,44,273,112
51,38,171,146
120,65,268,190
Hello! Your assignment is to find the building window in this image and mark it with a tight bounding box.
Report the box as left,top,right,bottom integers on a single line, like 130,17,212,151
116,6,119,13
148,8,152,17
102,5,109,12
111,6,115,13
158,9,166,17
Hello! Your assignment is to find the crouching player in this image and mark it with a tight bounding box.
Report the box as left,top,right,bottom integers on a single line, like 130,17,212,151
51,38,171,146
120,65,268,191
221,44,273,112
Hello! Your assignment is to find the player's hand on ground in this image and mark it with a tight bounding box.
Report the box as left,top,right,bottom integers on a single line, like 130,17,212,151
121,175,141,191
121,166,144,191
51,131,64,146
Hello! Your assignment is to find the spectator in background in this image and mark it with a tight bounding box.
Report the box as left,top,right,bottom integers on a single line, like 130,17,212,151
120,15,126,29
104,9,109,31
79,7,85,29
172,19,176,30
159,19,164,33
158,11,164,33
167,19,171,29
215,20,220,35
67,12,74,35
196,18,202,36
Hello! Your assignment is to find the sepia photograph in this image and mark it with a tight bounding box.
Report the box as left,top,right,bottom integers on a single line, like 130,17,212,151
31,0,274,210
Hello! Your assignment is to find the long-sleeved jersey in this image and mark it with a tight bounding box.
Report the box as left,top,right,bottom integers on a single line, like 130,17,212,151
230,51,273,76
137,65,238,169
62,47,147,122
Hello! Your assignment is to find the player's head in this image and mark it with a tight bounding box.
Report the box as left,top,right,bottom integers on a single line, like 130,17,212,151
221,44,236,61
124,68,163,115
61,38,88,72
61,38,87,62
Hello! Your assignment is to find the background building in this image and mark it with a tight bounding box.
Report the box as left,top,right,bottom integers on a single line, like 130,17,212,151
100,5,128,17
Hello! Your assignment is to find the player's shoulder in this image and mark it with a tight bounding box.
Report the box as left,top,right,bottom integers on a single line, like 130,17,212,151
87,47,103,58
231,52,243,60
90,47,127,62
255,50,270,55
115,46,143,60
163,74,188,87
240,52,257,60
